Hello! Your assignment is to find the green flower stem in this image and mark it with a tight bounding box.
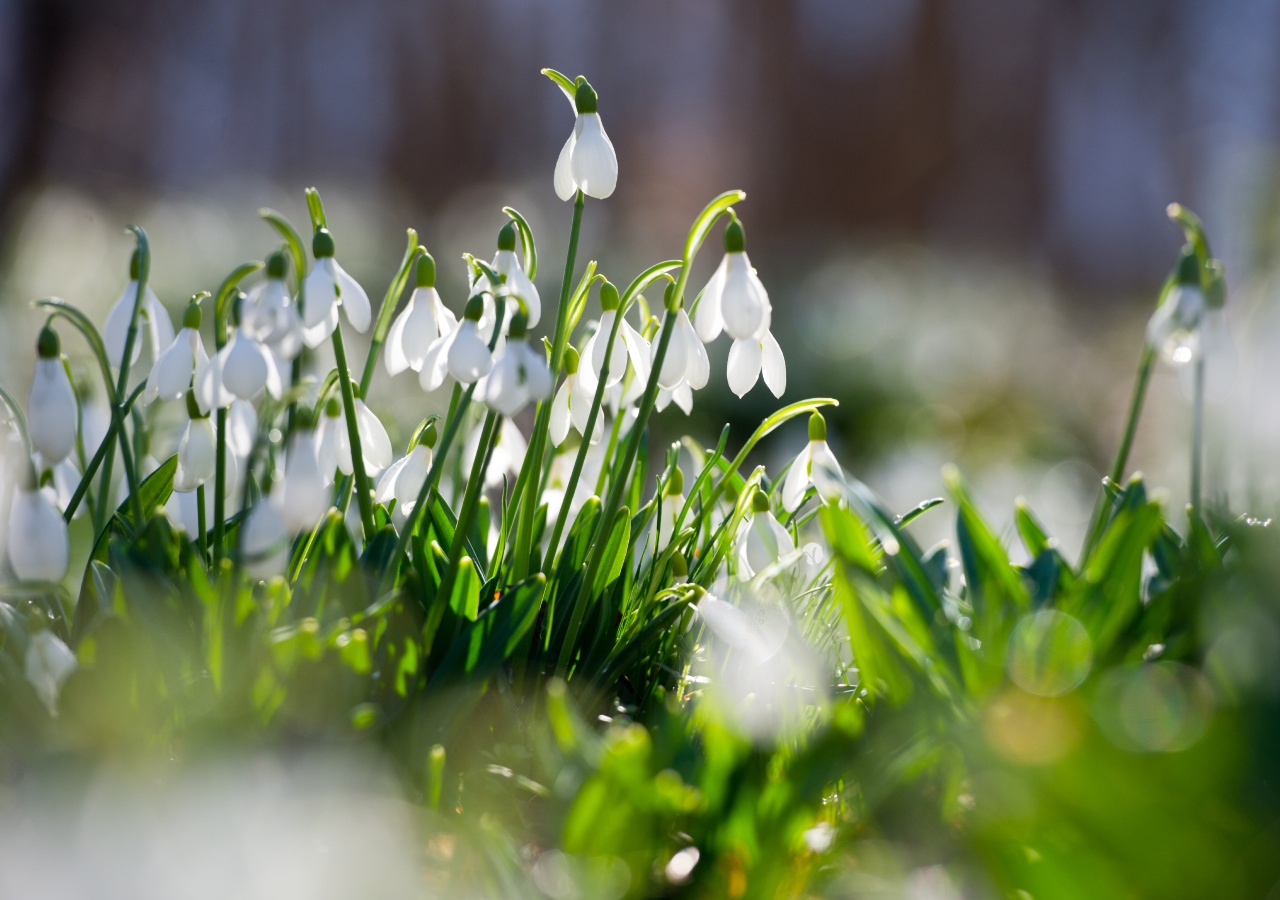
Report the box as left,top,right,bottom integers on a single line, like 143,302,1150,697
359,231,421,397
511,191,585,582
594,398,626,497
62,382,145,523
330,325,375,540
196,484,208,560
557,309,677,677
437,410,501,606
378,384,474,597
1190,355,1205,511
105,227,152,526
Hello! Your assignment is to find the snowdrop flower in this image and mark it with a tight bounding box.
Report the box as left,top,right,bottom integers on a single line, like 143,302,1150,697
554,79,618,201
1146,252,1207,367
493,223,541,327
782,413,844,512
103,250,175,370
36,454,82,519
242,251,304,362
196,320,282,407
446,294,496,385
579,281,650,393
8,483,69,582
144,298,209,407
375,423,435,519
172,394,216,493
277,426,330,532
652,309,709,414
25,629,76,715
735,487,794,581
695,218,772,345
464,417,527,491
656,466,685,553
482,308,553,416
28,326,78,463
240,500,289,581
550,346,603,446
726,329,786,399
315,395,393,482
301,228,371,347
385,253,457,376
227,399,257,459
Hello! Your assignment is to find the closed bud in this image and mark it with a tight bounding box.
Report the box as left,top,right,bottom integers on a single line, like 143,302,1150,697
564,345,580,375
670,551,688,579
419,420,438,449
665,466,684,496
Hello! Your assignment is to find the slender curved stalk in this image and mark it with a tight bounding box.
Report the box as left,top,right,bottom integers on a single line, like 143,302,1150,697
62,383,146,522
331,327,375,539
511,191,585,581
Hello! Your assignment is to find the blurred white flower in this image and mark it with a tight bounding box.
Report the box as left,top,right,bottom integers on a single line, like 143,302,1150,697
28,327,78,463
242,254,304,362
483,334,553,417
25,629,76,715
652,310,708,414
103,255,175,370
782,413,843,512
144,302,209,407
385,254,456,376
196,327,282,407
735,489,794,580
241,500,289,581
278,429,330,532
1146,256,1206,367
173,411,216,493
8,487,69,582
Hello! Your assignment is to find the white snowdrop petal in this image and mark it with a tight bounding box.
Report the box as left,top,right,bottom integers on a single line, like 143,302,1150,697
761,330,786,397
678,312,709,390
227,400,257,458
811,440,844,502
355,400,393,474
375,454,409,505
554,131,578,201
654,314,690,390
336,263,372,332
384,305,413,376
25,631,76,715
447,322,494,384
241,502,289,580
303,260,338,328
29,358,78,463
419,331,455,393
782,444,813,513
570,113,618,199
621,321,652,388
694,257,728,344
671,382,694,415
221,333,270,400
8,490,69,582
550,380,572,446
721,253,769,340
279,431,330,531
726,338,762,398
394,445,431,507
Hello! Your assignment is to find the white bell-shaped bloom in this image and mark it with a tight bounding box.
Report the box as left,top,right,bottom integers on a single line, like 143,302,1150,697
447,319,494,385
727,330,786,399
493,241,541,328
8,487,69,582
735,491,795,580
314,397,393,481
28,329,78,463
483,338,553,417
227,399,257,458
144,325,209,407
36,454,82,519
554,82,617,201
464,417,527,491
695,219,771,344
1146,261,1207,367
302,230,371,343
656,468,686,552
386,255,457,376
25,629,76,715
375,442,432,512
653,310,709,397
656,382,694,415
173,414,217,493
550,349,603,447
277,429,330,532
104,277,175,370
782,413,844,512
241,500,290,581
242,261,304,361
197,328,282,405
579,296,651,393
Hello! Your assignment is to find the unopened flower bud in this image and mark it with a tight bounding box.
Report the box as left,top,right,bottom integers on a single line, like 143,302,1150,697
419,420,438,449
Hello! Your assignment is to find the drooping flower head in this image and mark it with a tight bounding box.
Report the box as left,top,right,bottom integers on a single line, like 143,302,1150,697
554,78,618,201
302,228,371,347
243,251,303,362
386,252,457,376
550,345,603,447
28,325,78,464
376,420,436,523
1146,248,1207,367
173,390,217,493
277,419,330,532
482,304,554,416
144,297,210,407
104,249,175,371
446,293,496,386
782,412,844,513
735,485,795,581
493,222,541,328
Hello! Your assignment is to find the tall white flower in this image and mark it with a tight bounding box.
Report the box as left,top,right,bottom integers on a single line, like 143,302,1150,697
144,299,210,407
446,294,496,385
196,323,282,407
464,417,527,491
314,396,393,482
241,500,289,581
694,218,771,345
482,309,553,416
103,251,175,370
36,454,82,519
726,329,786,399
782,413,844,513
493,223,541,327
386,253,457,376
375,425,435,521
242,252,304,362
652,309,709,415
550,346,603,447
28,326,78,464
301,228,371,347
25,629,76,715
656,466,685,553
1146,253,1207,367
735,487,795,581
554,79,618,201
173,396,217,493
277,427,330,532
578,281,650,396
8,485,69,582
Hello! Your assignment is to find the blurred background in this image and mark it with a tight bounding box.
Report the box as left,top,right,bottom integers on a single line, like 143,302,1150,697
4,0,1280,553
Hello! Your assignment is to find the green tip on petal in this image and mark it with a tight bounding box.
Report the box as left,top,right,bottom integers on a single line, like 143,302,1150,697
666,466,684,496
129,249,141,281
416,252,436,288
36,325,59,359
497,221,518,252
230,291,247,326
266,250,288,279
509,306,529,339
724,218,745,254
463,294,485,322
182,299,202,330
574,79,599,114
599,280,620,312
1175,247,1201,286
808,412,827,442
325,396,342,418
313,228,335,259
663,281,679,313
420,420,438,449
564,345,580,375
751,486,771,513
